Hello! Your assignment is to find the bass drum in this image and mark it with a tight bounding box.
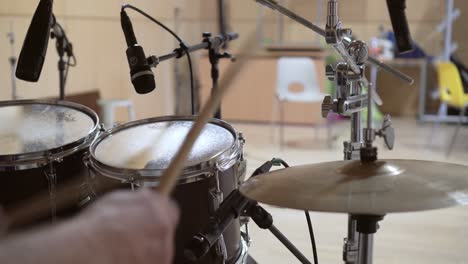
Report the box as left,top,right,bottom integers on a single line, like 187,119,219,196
87,116,248,264
0,100,100,229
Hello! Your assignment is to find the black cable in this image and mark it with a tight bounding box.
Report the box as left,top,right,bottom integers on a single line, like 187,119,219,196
186,52,195,114
304,211,318,264
272,158,319,264
122,4,196,115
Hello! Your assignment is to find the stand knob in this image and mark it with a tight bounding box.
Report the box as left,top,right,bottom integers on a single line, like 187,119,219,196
322,95,334,118
326,65,335,81
376,115,395,150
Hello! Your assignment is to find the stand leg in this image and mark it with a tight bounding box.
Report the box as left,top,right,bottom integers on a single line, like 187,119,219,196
9,58,17,100
280,100,285,150
248,204,312,264
353,215,384,264
343,215,358,263
357,233,373,264
269,225,312,264
446,105,466,157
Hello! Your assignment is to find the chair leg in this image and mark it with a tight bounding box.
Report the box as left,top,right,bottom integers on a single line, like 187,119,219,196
279,101,285,150
429,102,447,146
314,125,319,141
446,106,467,157
270,97,278,144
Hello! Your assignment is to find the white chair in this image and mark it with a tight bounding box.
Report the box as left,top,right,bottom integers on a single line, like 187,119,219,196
98,99,136,129
272,57,330,148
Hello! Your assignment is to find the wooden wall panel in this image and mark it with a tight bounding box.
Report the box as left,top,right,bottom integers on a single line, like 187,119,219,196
199,56,326,125
1,0,465,123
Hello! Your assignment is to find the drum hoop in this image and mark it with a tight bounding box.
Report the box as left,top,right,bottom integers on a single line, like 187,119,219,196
0,99,100,170
88,115,241,183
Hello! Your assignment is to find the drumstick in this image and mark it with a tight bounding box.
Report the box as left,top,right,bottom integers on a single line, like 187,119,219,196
157,31,258,195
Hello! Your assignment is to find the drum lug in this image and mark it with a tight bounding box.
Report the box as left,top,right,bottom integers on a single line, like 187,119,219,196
43,161,58,222
238,132,246,146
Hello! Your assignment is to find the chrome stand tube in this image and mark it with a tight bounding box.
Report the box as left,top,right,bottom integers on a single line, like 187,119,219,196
357,234,373,264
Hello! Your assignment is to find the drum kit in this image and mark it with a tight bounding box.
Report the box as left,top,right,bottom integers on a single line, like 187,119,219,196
1,1,468,264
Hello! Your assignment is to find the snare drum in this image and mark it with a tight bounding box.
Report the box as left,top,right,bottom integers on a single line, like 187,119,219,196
0,100,99,227
87,116,248,264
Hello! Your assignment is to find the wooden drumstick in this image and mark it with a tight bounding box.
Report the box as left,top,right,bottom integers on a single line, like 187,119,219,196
157,31,258,195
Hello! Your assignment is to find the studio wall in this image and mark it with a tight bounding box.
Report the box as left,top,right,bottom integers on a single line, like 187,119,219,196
1,1,465,122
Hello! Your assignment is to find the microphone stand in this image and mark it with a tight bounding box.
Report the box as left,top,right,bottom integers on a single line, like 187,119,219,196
246,202,312,264
203,32,235,119
146,32,238,118
51,17,74,101
7,27,18,100
184,161,312,264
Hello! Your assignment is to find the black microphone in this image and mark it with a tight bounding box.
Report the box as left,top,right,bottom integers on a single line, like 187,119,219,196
184,189,251,262
15,0,54,82
120,10,156,94
184,161,273,262
386,0,414,53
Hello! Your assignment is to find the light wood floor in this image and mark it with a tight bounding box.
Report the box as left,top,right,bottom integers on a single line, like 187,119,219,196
233,118,468,264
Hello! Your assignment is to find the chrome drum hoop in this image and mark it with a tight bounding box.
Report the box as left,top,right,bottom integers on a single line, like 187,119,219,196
0,100,100,171
88,115,242,184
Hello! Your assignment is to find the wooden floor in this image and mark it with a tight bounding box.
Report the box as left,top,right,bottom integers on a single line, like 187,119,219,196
232,118,468,264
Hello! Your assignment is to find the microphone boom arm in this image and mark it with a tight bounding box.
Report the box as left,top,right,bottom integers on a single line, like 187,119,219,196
255,0,414,85
147,32,238,68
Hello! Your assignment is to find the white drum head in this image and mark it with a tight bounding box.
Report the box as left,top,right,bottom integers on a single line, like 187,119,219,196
0,102,96,156
93,120,236,171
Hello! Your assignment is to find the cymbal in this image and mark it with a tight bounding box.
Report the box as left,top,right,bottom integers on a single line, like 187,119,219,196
240,159,468,215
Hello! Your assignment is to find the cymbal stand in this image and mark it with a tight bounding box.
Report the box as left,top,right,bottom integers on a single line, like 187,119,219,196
253,1,409,264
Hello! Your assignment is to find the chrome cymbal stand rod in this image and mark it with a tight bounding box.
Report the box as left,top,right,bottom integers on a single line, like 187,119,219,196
253,1,403,263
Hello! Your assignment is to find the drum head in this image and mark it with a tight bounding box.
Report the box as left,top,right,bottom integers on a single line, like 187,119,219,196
92,117,238,177
0,100,98,163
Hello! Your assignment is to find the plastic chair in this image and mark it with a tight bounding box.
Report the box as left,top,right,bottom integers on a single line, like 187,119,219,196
272,57,330,148
98,99,136,129
432,62,468,156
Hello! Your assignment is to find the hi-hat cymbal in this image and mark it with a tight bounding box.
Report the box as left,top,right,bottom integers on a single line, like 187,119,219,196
240,159,468,215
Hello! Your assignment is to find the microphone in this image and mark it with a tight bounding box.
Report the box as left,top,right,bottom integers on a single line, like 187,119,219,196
184,161,273,262
386,0,414,53
15,0,54,82
184,189,251,262
120,10,156,94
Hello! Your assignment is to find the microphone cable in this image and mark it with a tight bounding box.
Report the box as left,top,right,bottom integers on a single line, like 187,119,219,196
121,4,195,115
272,158,319,264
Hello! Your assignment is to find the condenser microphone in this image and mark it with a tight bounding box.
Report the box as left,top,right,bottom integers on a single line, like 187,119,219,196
386,0,414,53
121,10,156,94
15,0,54,82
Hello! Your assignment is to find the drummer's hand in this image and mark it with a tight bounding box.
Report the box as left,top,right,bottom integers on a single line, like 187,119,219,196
79,189,179,264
